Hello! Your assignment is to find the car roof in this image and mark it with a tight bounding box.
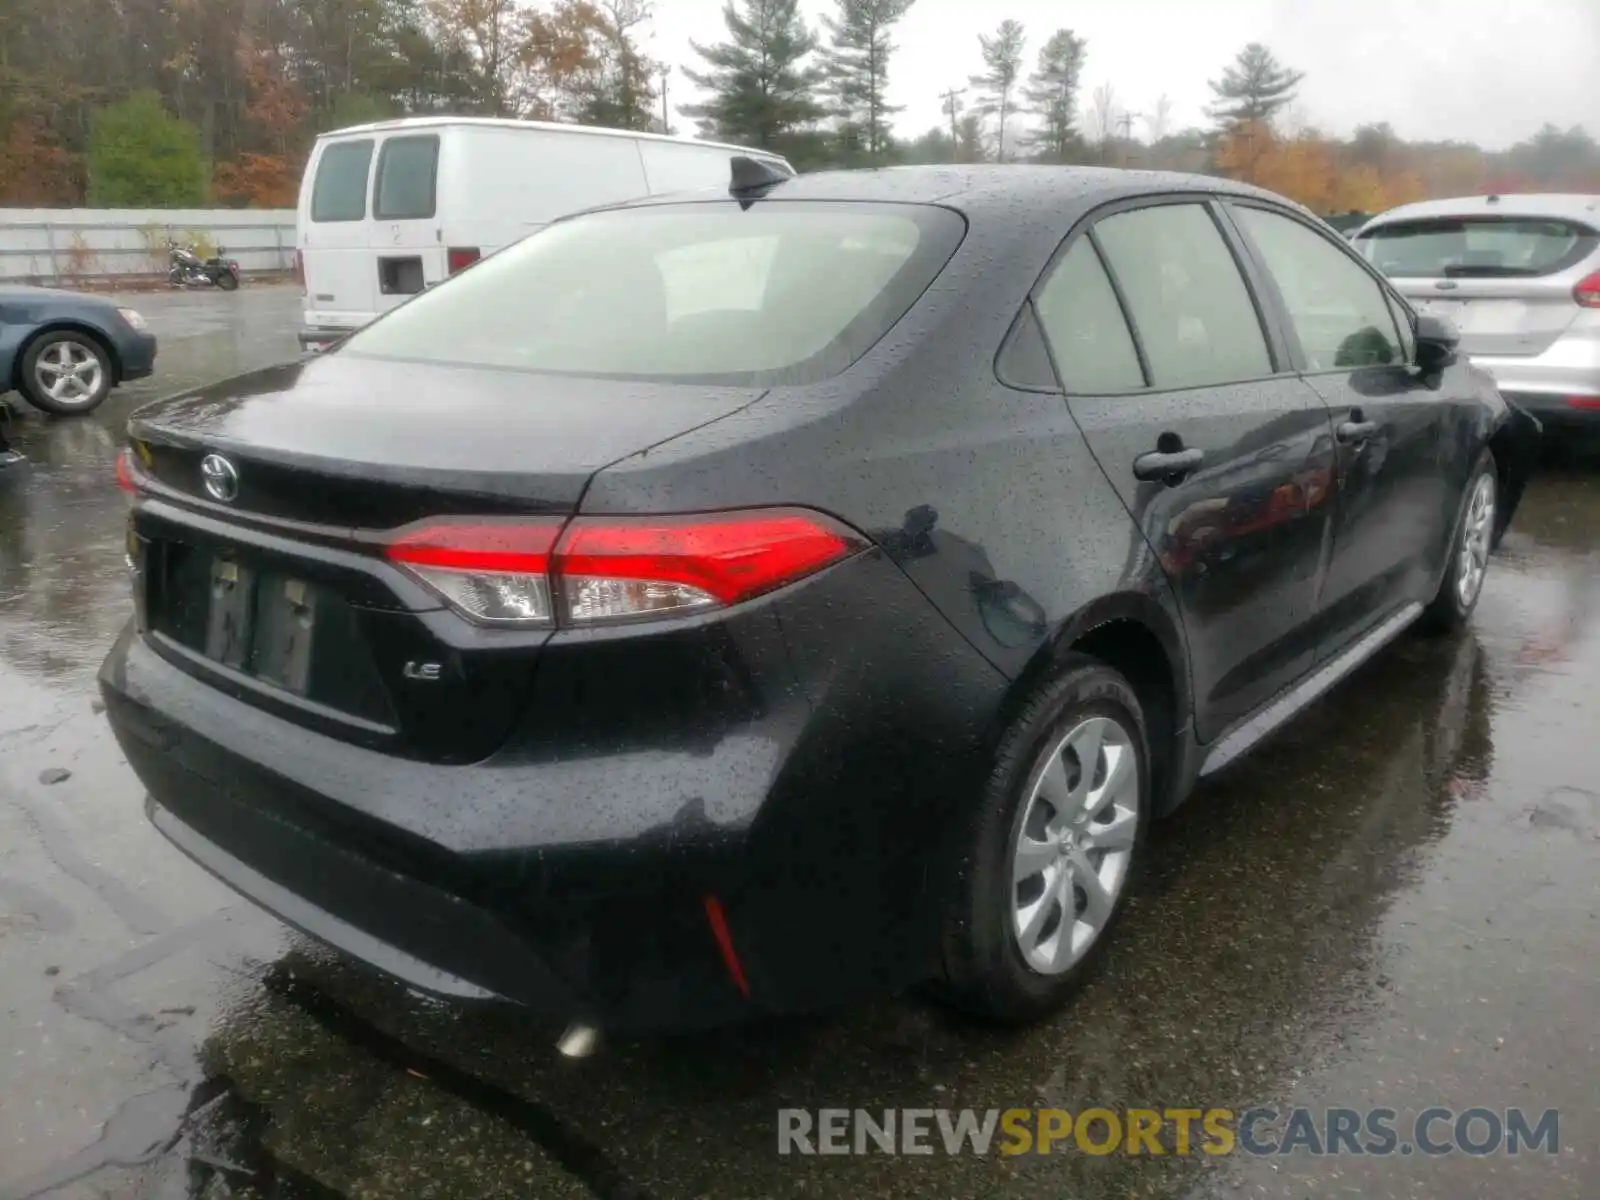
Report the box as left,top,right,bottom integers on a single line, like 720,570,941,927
1360,192,1600,231
313,116,790,164
618,163,1311,222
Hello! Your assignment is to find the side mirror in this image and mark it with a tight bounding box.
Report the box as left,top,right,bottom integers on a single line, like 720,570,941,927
1414,312,1459,371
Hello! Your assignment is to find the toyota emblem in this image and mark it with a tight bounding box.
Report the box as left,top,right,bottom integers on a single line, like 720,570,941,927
200,453,240,503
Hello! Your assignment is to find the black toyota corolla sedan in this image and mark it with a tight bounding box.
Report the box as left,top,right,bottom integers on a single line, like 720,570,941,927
101,163,1540,1040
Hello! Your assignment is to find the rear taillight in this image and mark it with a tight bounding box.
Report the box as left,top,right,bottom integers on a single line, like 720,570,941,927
385,520,559,624
293,248,305,292
115,446,137,493
382,509,863,628
1568,396,1600,410
447,247,481,275
1575,270,1600,309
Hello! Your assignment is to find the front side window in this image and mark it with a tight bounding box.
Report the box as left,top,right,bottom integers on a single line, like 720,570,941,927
1033,238,1145,393
341,202,965,386
374,135,439,221
310,140,373,222
1092,203,1273,390
1235,206,1404,372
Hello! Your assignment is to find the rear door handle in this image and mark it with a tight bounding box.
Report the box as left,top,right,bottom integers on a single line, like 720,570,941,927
1132,446,1205,483
1337,409,1378,443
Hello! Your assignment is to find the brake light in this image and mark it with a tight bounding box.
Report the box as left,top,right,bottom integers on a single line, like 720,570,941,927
447,247,481,275
1575,270,1600,309
385,520,559,624
115,447,137,493
382,509,863,627
293,249,305,292
1568,396,1600,410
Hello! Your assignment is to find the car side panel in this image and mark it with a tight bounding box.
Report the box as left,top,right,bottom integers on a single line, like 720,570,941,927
581,342,1188,693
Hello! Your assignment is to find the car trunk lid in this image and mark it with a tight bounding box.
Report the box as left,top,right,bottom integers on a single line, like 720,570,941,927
1393,275,1582,357
126,354,762,761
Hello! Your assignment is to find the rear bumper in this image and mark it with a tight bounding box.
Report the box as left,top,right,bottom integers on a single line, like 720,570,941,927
1495,389,1600,429
99,551,1006,1031
297,327,356,354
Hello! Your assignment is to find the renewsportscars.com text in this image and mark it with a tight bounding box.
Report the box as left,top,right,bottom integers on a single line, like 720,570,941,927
777,1106,1560,1157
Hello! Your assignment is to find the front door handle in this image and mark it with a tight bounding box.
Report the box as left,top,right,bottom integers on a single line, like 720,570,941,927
1337,409,1378,443
1132,446,1205,483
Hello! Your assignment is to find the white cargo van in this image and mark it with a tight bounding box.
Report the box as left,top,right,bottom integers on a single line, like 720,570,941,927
294,117,794,351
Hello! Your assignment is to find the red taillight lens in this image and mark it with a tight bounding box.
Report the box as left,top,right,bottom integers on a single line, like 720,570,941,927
556,511,861,622
447,247,481,275
1575,270,1600,309
382,509,863,628
385,519,561,624
293,248,305,291
1568,395,1600,410
115,446,137,493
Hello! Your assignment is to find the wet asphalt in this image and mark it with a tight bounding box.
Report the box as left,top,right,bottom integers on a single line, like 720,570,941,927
0,286,1596,1199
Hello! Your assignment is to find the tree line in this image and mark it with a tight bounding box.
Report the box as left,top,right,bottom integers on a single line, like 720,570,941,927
1,0,1596,212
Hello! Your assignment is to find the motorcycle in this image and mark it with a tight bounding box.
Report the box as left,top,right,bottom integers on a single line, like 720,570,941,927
168,239,241,291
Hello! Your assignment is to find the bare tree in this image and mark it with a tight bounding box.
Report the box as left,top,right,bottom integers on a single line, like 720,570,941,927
1277,101,1311,138
1087,81,1121,148
1144,93,1174,143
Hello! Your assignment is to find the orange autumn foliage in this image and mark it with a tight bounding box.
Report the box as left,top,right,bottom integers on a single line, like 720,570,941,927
0,118,82,205
213,38,310,206
214,152,299,207
1216,120,1430,216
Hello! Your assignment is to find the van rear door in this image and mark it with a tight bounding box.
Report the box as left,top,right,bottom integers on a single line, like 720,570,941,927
369,132,447,314
300,136,379,329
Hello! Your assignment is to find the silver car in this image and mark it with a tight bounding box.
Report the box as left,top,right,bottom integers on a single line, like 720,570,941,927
1354,194,1600,429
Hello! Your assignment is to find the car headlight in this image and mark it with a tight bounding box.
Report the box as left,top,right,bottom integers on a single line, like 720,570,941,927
117,307,147,331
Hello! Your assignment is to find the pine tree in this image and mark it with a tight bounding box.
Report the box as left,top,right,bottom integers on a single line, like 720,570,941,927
1207,43,1304,128
968,19,1026,162
819,0,915,163
1021,28,1086,163
682,0,824,149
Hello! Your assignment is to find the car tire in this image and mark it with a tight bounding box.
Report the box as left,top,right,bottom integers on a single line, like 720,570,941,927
938,656,1150,1024
19,331,114,416
1420,449,1498,635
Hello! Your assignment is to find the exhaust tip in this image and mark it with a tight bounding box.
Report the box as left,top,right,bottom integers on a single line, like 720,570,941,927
556,1021,601,1059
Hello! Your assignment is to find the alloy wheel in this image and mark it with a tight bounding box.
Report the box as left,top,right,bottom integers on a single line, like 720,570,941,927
1009,715,1139,975
1456,472,1496,610
33,340,106,410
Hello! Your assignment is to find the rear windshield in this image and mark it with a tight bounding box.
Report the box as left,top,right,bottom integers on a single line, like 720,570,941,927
310,140,373,222
340,201,965,385
1356,216,1599,279
374,135,439,221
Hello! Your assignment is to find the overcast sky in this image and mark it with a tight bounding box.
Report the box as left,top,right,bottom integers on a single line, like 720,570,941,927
643,0,1598,149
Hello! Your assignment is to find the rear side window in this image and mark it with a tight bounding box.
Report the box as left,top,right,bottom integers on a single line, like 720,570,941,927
1356,216,1599,279
310,140,373,222
1034,239,1144,392
1235,206,1403,372
374,135,439,221
1093,203,1273,390
340,202,965,386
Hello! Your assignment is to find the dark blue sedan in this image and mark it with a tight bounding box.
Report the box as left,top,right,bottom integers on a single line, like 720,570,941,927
0,286,158,417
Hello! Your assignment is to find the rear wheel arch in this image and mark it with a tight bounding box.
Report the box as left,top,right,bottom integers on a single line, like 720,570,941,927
995,596,1190,815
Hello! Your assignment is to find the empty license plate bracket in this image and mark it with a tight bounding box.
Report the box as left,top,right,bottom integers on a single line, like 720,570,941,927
203,556,318,694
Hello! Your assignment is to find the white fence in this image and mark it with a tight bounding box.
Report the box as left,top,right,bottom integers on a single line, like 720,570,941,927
0,208,296,282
